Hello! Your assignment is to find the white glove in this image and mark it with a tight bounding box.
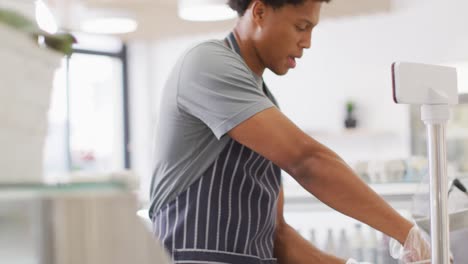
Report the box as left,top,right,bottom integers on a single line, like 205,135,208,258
345,259,373,264
389,225,431,264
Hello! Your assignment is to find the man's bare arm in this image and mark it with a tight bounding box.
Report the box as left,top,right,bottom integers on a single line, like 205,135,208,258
274,187,347,264
228,107,413,245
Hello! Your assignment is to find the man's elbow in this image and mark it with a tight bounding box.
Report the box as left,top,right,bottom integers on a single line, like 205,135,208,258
283,143,323,184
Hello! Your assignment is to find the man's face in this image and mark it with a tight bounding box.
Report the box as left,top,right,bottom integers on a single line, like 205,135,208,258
253,0,322,75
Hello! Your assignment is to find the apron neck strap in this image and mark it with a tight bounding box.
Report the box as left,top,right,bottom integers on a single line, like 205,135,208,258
224,32,270,95
225,32,242,56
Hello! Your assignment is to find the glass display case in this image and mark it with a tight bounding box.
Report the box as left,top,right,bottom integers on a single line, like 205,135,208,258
0,182,170,264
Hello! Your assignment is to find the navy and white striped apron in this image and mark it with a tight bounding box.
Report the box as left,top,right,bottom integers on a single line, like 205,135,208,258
152,32,282,264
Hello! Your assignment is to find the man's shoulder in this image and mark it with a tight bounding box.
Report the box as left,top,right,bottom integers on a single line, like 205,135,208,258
182,39,244,69
186,39,230,56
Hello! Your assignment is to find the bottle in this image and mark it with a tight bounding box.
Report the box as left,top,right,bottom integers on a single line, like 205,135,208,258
378,234,397,264
309,229,317,246
336,228,351,259
376,232,386,264
363,228,378,263
350,223,364,261
324,228,336,255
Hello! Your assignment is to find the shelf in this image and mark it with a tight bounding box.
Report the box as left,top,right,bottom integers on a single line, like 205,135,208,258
0,181,128,200
447,126,468,140
284,176,468,212
283,180,419,211
306,129,397,141
416,129,468,140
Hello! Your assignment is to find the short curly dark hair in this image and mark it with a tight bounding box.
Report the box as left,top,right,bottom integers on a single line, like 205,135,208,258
228,0,331,17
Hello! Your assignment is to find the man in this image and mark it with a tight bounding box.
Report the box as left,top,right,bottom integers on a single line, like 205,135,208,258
149,0,431,263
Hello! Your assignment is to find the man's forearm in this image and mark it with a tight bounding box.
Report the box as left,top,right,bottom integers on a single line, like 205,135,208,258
274,222,346,264
290,146,413,244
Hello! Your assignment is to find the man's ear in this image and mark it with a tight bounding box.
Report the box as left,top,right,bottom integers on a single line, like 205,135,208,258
251,0,267,26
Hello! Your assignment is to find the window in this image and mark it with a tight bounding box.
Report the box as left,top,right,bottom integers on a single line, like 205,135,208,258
44,42,130,179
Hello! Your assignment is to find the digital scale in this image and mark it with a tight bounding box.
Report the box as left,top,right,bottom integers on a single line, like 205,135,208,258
392,62,468,264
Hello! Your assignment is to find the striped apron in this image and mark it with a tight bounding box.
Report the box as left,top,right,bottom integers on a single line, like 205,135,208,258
152,33,282,264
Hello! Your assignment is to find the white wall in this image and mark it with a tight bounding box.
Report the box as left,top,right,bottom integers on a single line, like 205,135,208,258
128,41,156,202
129,0,468,202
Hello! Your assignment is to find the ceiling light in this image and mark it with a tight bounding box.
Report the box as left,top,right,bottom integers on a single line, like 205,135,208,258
178,0,238,21
35,0,58,34
80,17,138,34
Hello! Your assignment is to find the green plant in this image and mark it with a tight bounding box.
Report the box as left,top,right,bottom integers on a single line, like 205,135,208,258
344,100,357,128
346,100,355,114
0,8,76,55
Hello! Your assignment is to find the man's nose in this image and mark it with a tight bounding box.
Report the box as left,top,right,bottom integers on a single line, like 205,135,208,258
299,32,312,49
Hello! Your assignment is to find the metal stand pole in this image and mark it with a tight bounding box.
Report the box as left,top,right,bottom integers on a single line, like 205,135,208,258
392,62,458,263
422,105,451,264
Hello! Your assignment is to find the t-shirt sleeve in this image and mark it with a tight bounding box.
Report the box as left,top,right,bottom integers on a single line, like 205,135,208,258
177,42,275,139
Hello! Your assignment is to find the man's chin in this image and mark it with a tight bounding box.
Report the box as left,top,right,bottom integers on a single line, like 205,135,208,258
271,67,289,76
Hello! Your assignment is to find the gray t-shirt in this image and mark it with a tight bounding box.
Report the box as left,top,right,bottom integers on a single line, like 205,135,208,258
149,40,278,217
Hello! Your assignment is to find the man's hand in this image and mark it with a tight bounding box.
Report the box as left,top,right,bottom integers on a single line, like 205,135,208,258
390,225,454,264
389,225,432,263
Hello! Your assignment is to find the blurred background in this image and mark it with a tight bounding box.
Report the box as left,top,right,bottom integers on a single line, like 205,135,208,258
1,0,468,263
